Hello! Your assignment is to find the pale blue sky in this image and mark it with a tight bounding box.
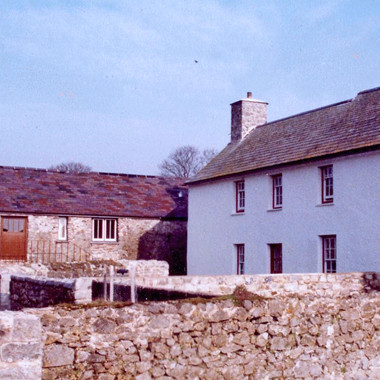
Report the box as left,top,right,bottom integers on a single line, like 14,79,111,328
1,0,379,174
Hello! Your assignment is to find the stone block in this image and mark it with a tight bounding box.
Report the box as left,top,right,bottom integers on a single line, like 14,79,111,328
93,318,117,334
135,373,152,380
43,344,74,367
210,309,229,323
0,363,42,380
88,353,106,363
98,374,115,380
74,277,93,304
293,360,311,377
270,337,287,351
0,314,13,345
250,307,264,319
1,343,41,362
76,350,90,362
256,332,268,347
12,316,41,341
149,315,170,329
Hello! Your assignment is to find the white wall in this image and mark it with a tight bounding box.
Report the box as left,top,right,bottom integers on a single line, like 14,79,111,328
187,151,380,275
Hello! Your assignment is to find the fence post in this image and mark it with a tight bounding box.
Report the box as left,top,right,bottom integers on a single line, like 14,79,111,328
109,265,114,302
130,265,136,303
103,269,108,301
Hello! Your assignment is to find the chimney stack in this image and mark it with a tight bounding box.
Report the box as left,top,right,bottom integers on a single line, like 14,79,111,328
231,92,268,142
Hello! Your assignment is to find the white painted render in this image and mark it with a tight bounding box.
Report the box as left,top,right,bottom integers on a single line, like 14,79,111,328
187,151,380,275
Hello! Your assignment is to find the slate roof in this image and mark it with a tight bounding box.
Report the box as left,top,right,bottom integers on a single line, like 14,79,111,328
0,167,187,219
188,87,380,184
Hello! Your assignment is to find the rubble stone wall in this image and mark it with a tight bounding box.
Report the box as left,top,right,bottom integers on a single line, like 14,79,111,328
8,260,171,309
37,288,380,379
10,276,76,309
0,312,42,380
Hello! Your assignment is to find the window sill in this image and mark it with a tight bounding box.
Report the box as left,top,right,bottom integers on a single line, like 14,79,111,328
231,212,245,216
316,203,334,207
267,208,282,212
91,241,119,245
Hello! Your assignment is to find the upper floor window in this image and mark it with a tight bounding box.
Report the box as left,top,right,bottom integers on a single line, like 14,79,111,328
92,218,117,242
236,180,245,213
322,235,336,273
58,217,67,241
236,244,245,274
321,165,333,203
272,174,282,209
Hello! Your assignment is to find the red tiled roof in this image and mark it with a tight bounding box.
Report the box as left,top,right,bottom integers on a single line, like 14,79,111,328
188,87,380,184
0,167,187,219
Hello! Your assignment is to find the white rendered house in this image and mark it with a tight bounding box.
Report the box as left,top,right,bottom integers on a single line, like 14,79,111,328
187,88,380,275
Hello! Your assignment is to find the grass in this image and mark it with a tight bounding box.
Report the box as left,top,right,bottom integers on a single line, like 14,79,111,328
52,284,268,310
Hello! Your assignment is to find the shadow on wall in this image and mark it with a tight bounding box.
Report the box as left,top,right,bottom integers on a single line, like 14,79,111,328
362,272,380,291
137,184,188,276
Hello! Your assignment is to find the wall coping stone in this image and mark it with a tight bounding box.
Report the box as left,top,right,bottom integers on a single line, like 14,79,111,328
11,275,75,288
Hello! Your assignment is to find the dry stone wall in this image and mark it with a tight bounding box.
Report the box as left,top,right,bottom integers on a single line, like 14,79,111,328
36,286,380,379
134,271,376,297
7,260,170,309
10,276,76,310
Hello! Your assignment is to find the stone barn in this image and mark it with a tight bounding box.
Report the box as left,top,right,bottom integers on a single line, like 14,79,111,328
0,166,187,275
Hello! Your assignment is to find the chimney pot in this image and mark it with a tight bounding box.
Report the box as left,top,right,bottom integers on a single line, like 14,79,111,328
247,92,252,98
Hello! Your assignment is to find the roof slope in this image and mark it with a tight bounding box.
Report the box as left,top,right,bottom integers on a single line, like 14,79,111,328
189,87,380,184
0,167,187,219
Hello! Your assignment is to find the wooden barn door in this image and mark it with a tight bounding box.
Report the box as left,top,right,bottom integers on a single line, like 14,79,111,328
0,217,27,261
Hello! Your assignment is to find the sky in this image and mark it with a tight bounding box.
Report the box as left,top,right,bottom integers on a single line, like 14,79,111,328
1,0,380,175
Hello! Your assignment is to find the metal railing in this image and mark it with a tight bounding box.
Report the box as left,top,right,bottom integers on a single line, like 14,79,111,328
28,240,90,263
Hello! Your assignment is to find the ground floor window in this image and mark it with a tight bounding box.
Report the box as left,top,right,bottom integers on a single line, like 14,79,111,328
322,235,336,273
269,243,282,274
92,218,117,242
236,244,245,274
58,217,67,241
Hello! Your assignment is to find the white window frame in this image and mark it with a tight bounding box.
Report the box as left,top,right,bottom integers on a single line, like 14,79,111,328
236,244,245,275
321,165,333,203
92,218,117,242
272,174,282,209
58,217,67,241
236,180,245,213
322,235,337,273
